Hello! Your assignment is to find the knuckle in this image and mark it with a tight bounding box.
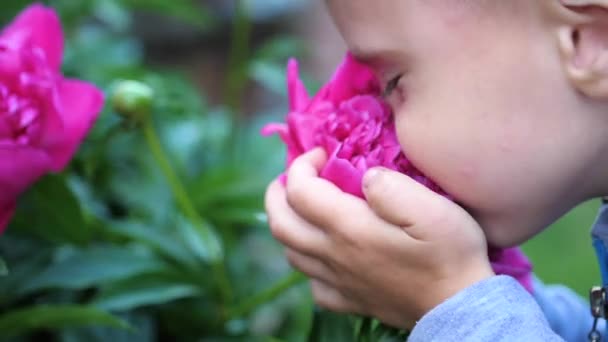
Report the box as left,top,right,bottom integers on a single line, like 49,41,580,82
286,182,310,209
265,189,275,210
285,249,300,268
322,247,354,277
425,199,454,228
366,171,390,202
312,290,341,312
268,216,288,242
313,297,335,311
263,180,279,209
333,214,369,245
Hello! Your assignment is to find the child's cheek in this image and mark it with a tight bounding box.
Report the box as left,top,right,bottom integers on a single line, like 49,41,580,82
393,108,469,188
393,109,497,214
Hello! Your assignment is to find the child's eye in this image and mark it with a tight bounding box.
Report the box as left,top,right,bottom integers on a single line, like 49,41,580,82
383,74,403,98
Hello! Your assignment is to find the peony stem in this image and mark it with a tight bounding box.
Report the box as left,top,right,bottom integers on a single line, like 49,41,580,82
223,0,251,155
0,256,7,276
224,0,251,116
227,271,307,319
142,117,233,307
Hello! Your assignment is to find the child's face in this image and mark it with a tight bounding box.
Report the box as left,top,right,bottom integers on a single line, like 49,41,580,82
327,1,606,247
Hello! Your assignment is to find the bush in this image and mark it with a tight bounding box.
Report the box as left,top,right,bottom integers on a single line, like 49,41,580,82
0,1,313,340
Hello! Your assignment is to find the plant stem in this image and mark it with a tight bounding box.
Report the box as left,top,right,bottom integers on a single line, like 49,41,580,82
0,256,7,276
142,117,233,306
224,0,251,114
223,0,251,150
227,271,307,319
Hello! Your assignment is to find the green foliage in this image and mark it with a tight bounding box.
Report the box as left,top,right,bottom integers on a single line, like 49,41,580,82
0,257,7,277
523,201,601,296
0,0,315,340
12,175,90,245
0,305,132,338
19,246,166,294
307,311,408,342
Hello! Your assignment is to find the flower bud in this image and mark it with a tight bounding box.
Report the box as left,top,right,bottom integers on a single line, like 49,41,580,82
111,80,154,121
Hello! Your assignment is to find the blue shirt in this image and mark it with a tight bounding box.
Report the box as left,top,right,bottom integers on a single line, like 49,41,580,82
409,204,608,341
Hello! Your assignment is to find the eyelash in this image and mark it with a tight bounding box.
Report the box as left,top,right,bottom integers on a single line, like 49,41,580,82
382,74,403,98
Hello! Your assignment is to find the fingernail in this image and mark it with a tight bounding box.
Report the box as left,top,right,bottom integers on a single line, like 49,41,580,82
363,167,384,188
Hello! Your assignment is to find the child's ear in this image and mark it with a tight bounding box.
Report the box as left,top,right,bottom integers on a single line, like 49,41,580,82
555,1,608,98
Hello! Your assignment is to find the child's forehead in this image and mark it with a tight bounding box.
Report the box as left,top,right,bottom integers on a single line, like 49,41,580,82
327,1,525,67
325,0,483,9
325,0,506,19
326,1,475,38
327,0,515,37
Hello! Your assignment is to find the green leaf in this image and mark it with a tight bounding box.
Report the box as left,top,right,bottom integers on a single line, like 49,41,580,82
192,166,268,206
176,215,222,263
60,312,155,342
254,36,304,62
0,248,52,304
250,60,287,95
19,245,166,294
103,221,197,266
92,276,201,311
0,305,131,337
119,0,217,30
0,256,7,276
308,310,356,342
353,317,409,342
14,174,90,245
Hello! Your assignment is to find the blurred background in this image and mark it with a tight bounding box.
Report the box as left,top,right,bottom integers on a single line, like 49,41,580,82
0,0,600,341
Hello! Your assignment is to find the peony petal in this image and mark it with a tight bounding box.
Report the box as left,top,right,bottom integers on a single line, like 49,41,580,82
261,122,303,166
321,148,365,198
260,123,287,137
47,79,103,171
0,145,52,209
1,4,64,70
287,59,309,112
288,114,322,152
490,247,534,293
0,49,25,81
0,203,15,234
324,53,381,104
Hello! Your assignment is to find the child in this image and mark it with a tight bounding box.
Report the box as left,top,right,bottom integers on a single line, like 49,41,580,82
265,0,608,341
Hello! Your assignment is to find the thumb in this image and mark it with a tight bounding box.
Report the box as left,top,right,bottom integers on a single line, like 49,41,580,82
362,167,450,240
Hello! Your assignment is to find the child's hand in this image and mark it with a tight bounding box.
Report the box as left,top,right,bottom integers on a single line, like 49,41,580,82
265,149,495,329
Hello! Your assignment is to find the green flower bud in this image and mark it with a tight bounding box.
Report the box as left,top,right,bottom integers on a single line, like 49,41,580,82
111,80,154,121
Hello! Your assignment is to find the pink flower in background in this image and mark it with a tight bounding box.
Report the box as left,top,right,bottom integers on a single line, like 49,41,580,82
0,4,104,233
263,54,533,292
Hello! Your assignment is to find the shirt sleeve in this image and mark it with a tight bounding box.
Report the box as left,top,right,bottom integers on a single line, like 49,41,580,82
408,275,565,341
533,277,605,342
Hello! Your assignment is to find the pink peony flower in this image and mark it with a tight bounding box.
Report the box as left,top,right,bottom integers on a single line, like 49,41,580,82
263,55,445,197
0,4,104,233
263,54,533,292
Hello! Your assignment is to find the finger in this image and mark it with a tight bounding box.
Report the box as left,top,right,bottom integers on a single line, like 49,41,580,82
286,150,372,235
310,279,359,314
285,248,336,284
362,167,451,240
287,147,327,180
265,179,330,256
